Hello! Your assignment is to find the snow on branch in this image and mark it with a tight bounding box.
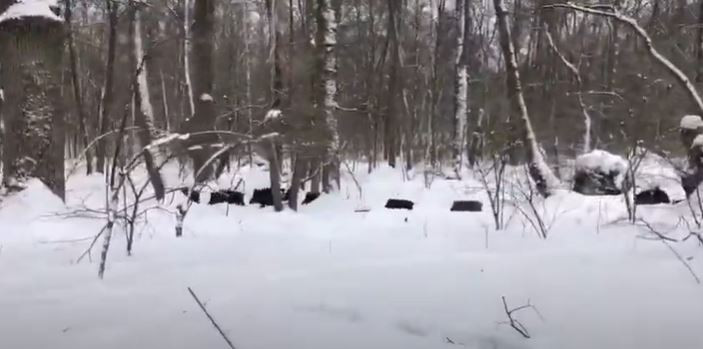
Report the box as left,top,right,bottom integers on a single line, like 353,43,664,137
680,115,703,131
0,0,61,23
544,3,703,114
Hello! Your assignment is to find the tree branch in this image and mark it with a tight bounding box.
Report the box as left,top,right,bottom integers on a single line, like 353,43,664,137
545,3,703,114
187,287,237,349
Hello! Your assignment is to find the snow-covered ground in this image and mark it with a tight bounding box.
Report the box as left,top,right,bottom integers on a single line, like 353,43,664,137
1,164,702,349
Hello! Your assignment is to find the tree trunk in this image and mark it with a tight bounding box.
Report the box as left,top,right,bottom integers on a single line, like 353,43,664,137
96,0,118,174
605,0,622,90
310,158,322,194
316,0,339,192
65,0,92,174
288,155,307,210
183,0,217,182
183,0,195,118
697,0,703,82
0,3,66,199
544,26,592,153
129,4,165,200
268,141,284,211
452,0,469,178
385,0,400,168
242,0,253,165
494,0,559,196
264,0,286,206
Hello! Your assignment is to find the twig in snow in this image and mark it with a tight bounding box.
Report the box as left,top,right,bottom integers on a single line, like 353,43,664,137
342,159,362,200
499,296,541,339
636,219,679,242
187,287,237,349
76,224,108,263
638,220,701,284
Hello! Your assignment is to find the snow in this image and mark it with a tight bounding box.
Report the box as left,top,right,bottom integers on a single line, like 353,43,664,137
0,0,61,23
1,164,703,349
575,149,628,187
693,134,703,148
680,114,703,130
635,152,686,200
263,108,282,122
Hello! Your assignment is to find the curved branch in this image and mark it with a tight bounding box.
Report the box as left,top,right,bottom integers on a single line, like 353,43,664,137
545,3,703,114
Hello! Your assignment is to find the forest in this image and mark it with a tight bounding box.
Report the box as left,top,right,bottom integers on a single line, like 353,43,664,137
3,0,703,202
2,1,703,349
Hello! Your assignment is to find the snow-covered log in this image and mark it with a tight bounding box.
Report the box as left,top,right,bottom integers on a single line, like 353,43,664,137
680,115,703,196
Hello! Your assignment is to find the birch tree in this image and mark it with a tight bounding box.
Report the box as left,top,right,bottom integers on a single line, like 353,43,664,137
265,0,284,211
130,2,165,200
386,0,400,168
493,0,559,196
452,0,469,178
697,0,703,82
316,0,339,192
183,0,217,182
183,0,195,118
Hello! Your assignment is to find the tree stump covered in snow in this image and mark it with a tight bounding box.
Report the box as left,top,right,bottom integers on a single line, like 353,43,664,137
0,1,66,199
572,150,628,196
679,115,703,196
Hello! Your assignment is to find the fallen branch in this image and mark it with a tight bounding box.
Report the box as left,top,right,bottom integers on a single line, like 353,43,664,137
499,296,542,339
636,219,679,242
76,224,108,263
638,219,701,284
187,287,237,349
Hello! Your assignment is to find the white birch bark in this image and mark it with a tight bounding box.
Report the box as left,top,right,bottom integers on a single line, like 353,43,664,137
183,0,195,118
132,7,165,200
243,1,253,163
453,0,468,178
494,0,560,196
317,0,339,187
134,11,156,134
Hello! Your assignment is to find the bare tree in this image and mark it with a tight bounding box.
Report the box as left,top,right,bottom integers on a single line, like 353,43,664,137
95,0,118,173
183,0,217,183
265,0,285,211
385,0,400,169
452,0,470,178
65,0,92,174
183,0,195,117
129,1,165,200
543,27,592,153
494,0,560,197
316,0,340,192
697,0,703,82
